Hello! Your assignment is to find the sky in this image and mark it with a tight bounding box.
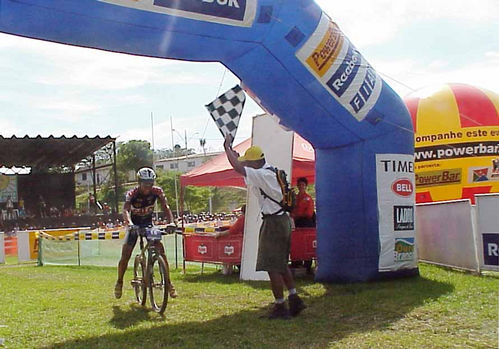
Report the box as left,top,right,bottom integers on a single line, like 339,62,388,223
0,0,498,154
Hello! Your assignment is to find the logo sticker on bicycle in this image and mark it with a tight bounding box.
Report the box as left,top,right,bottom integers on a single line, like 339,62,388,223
224,245,234,256
198,244,208,255
145,228,162,241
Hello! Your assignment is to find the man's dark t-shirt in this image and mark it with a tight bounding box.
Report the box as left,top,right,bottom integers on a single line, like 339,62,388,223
125,186,165,226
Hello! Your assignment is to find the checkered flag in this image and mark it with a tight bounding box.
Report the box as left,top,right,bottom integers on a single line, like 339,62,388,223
205,85,246,145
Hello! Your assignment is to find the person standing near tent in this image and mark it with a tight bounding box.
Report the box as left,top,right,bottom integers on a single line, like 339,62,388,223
114,167,178,300
223,134,306,319
215,204,246,275
290,177,316,274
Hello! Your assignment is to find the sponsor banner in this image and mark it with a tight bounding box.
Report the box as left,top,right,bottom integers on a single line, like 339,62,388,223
28,229,88,260
100,0,257,27
393,206,414,231
394,238,415,262
376,154,417,271
296,13,382,121
468,166,499,183
415,168,462,188
415,141,499,162
0,175,17,203
482,233,499,266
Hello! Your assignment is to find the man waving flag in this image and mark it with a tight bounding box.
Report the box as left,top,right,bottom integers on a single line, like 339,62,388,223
206,85,246,145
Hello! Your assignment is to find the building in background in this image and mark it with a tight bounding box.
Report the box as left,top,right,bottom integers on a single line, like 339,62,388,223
154,152,221,174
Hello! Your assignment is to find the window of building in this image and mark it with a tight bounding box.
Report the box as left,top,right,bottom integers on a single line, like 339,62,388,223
156,165,164,170
82,173,87,181
170,163,178,169
187,161,196,167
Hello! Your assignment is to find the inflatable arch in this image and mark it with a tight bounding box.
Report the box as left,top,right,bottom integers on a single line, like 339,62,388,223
0,0,417,282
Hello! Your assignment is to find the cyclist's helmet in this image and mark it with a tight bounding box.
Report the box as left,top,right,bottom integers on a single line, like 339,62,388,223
137,167,156,184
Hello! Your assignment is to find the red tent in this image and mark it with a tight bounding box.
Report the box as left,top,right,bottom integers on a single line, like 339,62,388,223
180,134,315,188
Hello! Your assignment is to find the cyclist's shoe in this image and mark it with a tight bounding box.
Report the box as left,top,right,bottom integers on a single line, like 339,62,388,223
168,283,178,298
288,294,306,317
114,281,123,299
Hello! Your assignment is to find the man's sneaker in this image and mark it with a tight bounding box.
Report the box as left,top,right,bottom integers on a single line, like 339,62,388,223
168,284,178,298
288,294,306,317
267,302,291,320
114,281,123,299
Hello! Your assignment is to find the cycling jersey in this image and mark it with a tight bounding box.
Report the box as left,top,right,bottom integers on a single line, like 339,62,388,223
125,186,165,226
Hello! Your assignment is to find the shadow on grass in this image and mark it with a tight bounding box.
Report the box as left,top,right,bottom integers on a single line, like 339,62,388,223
45,274,454,349
180,269,317,292
109,305,166,329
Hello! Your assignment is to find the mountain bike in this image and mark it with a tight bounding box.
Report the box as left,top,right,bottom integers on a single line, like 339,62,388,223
129,224,175,314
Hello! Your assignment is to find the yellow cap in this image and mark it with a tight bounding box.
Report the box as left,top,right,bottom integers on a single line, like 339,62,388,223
238,146,264,161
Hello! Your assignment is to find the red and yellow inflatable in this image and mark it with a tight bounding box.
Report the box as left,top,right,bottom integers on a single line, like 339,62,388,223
405,83,499,203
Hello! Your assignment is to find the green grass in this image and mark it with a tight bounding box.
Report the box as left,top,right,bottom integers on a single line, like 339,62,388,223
0,264,497,349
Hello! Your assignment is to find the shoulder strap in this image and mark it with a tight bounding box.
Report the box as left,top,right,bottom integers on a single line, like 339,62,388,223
259,166,284,215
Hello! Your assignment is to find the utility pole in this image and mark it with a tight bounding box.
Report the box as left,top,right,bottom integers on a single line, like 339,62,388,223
170,116,180,217
151,112,155,156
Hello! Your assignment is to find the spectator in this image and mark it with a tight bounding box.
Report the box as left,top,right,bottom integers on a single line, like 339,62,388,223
5,195,14,220
290,177,316,274
215,205,246,239
18,197,25,217
215,205,246,275
291,177,315,228
39,195,47,218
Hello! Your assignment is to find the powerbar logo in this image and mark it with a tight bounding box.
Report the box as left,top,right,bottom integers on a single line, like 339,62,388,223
101,0,256,27
306,22,344,77
415,142,499,162
415,169,462,188
393,206,414,231
394,238,415,262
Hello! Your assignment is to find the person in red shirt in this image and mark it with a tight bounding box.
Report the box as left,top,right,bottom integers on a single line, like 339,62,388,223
215,205,246,275
291,177,315,274
291,177,315,228
215,205,246,239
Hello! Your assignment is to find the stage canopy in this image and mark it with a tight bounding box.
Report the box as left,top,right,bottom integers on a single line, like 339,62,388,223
180,134,315,188
0,135,115,168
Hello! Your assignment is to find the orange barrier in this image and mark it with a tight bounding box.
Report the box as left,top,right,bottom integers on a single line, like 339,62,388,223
4,236,17,256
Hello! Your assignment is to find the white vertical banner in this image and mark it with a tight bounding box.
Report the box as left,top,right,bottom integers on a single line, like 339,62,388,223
0,232,5,264
240,114,294,281
17,231,32,262
376,154,417,272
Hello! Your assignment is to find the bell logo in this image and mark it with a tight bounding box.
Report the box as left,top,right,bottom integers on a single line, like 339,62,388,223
392,179,414,197
198,245,208,255
224,245,234,256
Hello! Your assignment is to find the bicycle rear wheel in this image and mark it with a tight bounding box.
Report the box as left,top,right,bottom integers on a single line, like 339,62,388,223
149,254,169,314
132,255,147,306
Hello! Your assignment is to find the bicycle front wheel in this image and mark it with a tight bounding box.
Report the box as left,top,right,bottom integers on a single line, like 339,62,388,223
149,254,169,314
132,255,147,306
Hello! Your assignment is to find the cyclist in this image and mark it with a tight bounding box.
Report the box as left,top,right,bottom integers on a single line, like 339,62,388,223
114,167,178,299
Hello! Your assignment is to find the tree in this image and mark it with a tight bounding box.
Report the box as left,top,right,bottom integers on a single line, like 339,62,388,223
155,170,214,214
154,147,196,160
117,140,153,173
